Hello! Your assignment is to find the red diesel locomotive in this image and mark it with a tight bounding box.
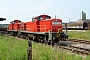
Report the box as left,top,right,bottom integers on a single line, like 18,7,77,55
8,14,68,45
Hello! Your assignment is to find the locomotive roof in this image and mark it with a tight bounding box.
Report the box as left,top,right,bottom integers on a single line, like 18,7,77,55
13,20,21,22
34,15,51,19
10,20,21,23
37,18,62,21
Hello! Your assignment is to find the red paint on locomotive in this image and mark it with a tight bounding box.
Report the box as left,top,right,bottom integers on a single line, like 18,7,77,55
8,21,14,30
13,20,21,30
20,22,25,31
8,14,62,33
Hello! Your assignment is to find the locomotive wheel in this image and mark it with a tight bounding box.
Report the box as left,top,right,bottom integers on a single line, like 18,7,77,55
39,39,44,43
33,36,35,40
44,40,47,44
17,34,21,38
20,34,23,38
26,37,29,40
22,35,24,38
44,36,47,44
26,36,28,40
41,40,44,43
48,42,51,45
33,36,37,42
38,39,41,42
52,41,54,46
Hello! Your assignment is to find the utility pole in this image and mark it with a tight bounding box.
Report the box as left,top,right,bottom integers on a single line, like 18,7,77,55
69,18,70,22
82,11,86,20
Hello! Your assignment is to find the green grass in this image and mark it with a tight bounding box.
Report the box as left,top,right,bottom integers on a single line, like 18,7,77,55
0,35,90,60
0,36,28,60
68,30,90,40
32,42,84,60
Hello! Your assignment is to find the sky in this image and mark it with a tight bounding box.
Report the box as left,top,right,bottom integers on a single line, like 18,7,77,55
0,0,90,24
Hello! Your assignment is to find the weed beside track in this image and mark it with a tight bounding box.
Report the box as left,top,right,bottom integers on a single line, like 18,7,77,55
0,35,90,60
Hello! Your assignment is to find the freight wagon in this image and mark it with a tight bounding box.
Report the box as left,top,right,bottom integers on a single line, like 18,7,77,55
0,24,8,31
63,20,90,30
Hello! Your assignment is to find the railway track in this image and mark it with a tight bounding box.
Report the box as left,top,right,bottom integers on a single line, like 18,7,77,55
0,31,90,56
59,45,90,56
58,38,90,55
67,38,90,44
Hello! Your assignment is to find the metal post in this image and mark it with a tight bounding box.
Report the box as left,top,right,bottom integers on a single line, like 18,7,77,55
65,23,68,34
27,40,32,60
48,30,52,45
48,30,52,41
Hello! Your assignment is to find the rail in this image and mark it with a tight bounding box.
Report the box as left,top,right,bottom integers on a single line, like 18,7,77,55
60,45,90,55
67,38,90,44
2,30,90,56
